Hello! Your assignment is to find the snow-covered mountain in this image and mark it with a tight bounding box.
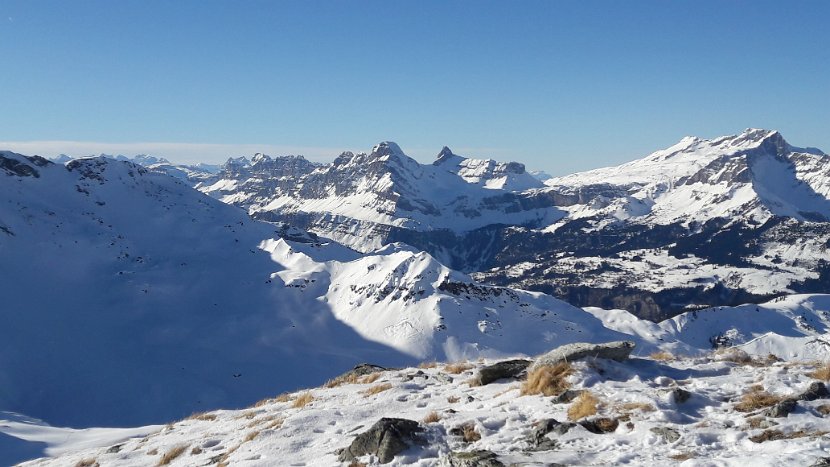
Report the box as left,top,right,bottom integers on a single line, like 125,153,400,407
189,130,830,320
196,142,561,257
0,150,622,429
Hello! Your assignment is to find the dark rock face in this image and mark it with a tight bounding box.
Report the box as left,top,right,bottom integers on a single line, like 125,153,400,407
671,388,692,404
650,426,680,443
551,389,582,404
579,417,619,434
527,418,575,451
447,450,505,467
798,382,830,401
337,418,425,464
764,399,798,418
474,359,531,386
531,341,635,370
0,155,40,178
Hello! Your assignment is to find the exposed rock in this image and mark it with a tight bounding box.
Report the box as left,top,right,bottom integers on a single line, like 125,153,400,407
579,417,619,434
446,450,505,467
650,426,680,443
0,155,39,178
449,421,482,443
531,341,636,370
810,457,830,467
329,363,388,385
764,398,798,418
550,389,582,404
671,388,692,404
337,417,425,464
798,382,830,401
474,359,531,386
526,418,575,450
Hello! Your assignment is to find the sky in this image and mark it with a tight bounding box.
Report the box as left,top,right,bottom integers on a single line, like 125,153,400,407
0,1,828,175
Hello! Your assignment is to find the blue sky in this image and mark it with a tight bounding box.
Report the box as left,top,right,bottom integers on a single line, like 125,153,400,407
0,1,827,174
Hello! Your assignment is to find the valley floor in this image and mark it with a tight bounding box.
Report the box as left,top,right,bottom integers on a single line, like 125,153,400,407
14,350,830,466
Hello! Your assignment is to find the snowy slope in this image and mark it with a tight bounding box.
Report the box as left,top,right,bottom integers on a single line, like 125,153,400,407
18,349,830,466
0,150,621,431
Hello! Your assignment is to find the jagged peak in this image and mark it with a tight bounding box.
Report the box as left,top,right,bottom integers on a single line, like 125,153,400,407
433,146,462,166
371,141,406,158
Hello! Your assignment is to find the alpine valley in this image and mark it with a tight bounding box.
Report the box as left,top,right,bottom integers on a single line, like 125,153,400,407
4,128,830,466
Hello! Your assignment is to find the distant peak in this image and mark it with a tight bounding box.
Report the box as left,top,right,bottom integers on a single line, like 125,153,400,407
371,141,405,158
433,146,460,166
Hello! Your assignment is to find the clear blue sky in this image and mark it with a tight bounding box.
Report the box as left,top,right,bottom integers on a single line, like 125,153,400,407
1,1,827,174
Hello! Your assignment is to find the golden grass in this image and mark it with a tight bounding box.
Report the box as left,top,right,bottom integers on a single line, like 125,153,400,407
734,390,783,412
254,397,275,407
190,446,202,455
157,445,188,466
809,362,830,381
567,391,599,421
649,351,674,361
361,383,393,397
714,348,754,364
418,361,438,369
265,417,285,430
361,373,381,384
248,414,284,429
292,392,314,408
619,402,656,413
458,423,481,443
348,461,368,467
274,393,293,403
520,362,573,397
244,430,260,442
422,411,442,423
749,429,828,443
74,459,99,467
669,452,695,461
447,395,460,404
444,362,474,374
817,404,830,416
187,411,217,421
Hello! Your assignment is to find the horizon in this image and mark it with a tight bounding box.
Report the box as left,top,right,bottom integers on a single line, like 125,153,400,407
1,1,828,175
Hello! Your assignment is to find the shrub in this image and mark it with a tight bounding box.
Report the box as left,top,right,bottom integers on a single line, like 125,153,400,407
567,391,599,421
292,392,314,408
157,445,188,466
521,362,573,396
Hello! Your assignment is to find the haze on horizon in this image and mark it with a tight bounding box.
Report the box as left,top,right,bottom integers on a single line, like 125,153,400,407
0,0,827,175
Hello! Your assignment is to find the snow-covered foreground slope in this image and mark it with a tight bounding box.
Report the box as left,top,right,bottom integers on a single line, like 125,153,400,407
19,352,830,466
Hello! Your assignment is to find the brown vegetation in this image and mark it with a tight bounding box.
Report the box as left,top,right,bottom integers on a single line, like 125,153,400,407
734,389,783,412
422,411,442,423
649,351,674,361
292,392,314,408
567,391,600,421
520,362,573,397
809,362,830,381
444,362,474,374
157,445,188,466
361,383,393,397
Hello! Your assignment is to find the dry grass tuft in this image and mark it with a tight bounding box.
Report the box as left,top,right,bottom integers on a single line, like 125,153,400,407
274,393,293,403
254,397,275,407
237,411,256,420
444,362,474,374
809,362,830,381
422,411,442,423
361,372,382,384
817,404,830,416
188,411,217,421
447,395,460,404
74,459,99,467
348,461,368,467
244,431,260,442
521,362,573,397
418,361,438,369
734,390,783,412
292,392,314,408
649,351,674,361
361,383,393,397
567,391,600,421
714,348,754,364
669,452,695,461
454,422,481,443
619,402,656,413
157,445,188,466
190,446,202,455
325,371,383,388
749,429,828,443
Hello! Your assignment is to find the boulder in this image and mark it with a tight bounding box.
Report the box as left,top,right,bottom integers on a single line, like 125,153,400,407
527,418,575,451
579,417,619,434
446,450,505,467
798,382,830,401
337,418,425,464
530,341,636,370
650,426,680,443
763,399,797,418
551,389,582,404
474,359,531,386
671,388,692,404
